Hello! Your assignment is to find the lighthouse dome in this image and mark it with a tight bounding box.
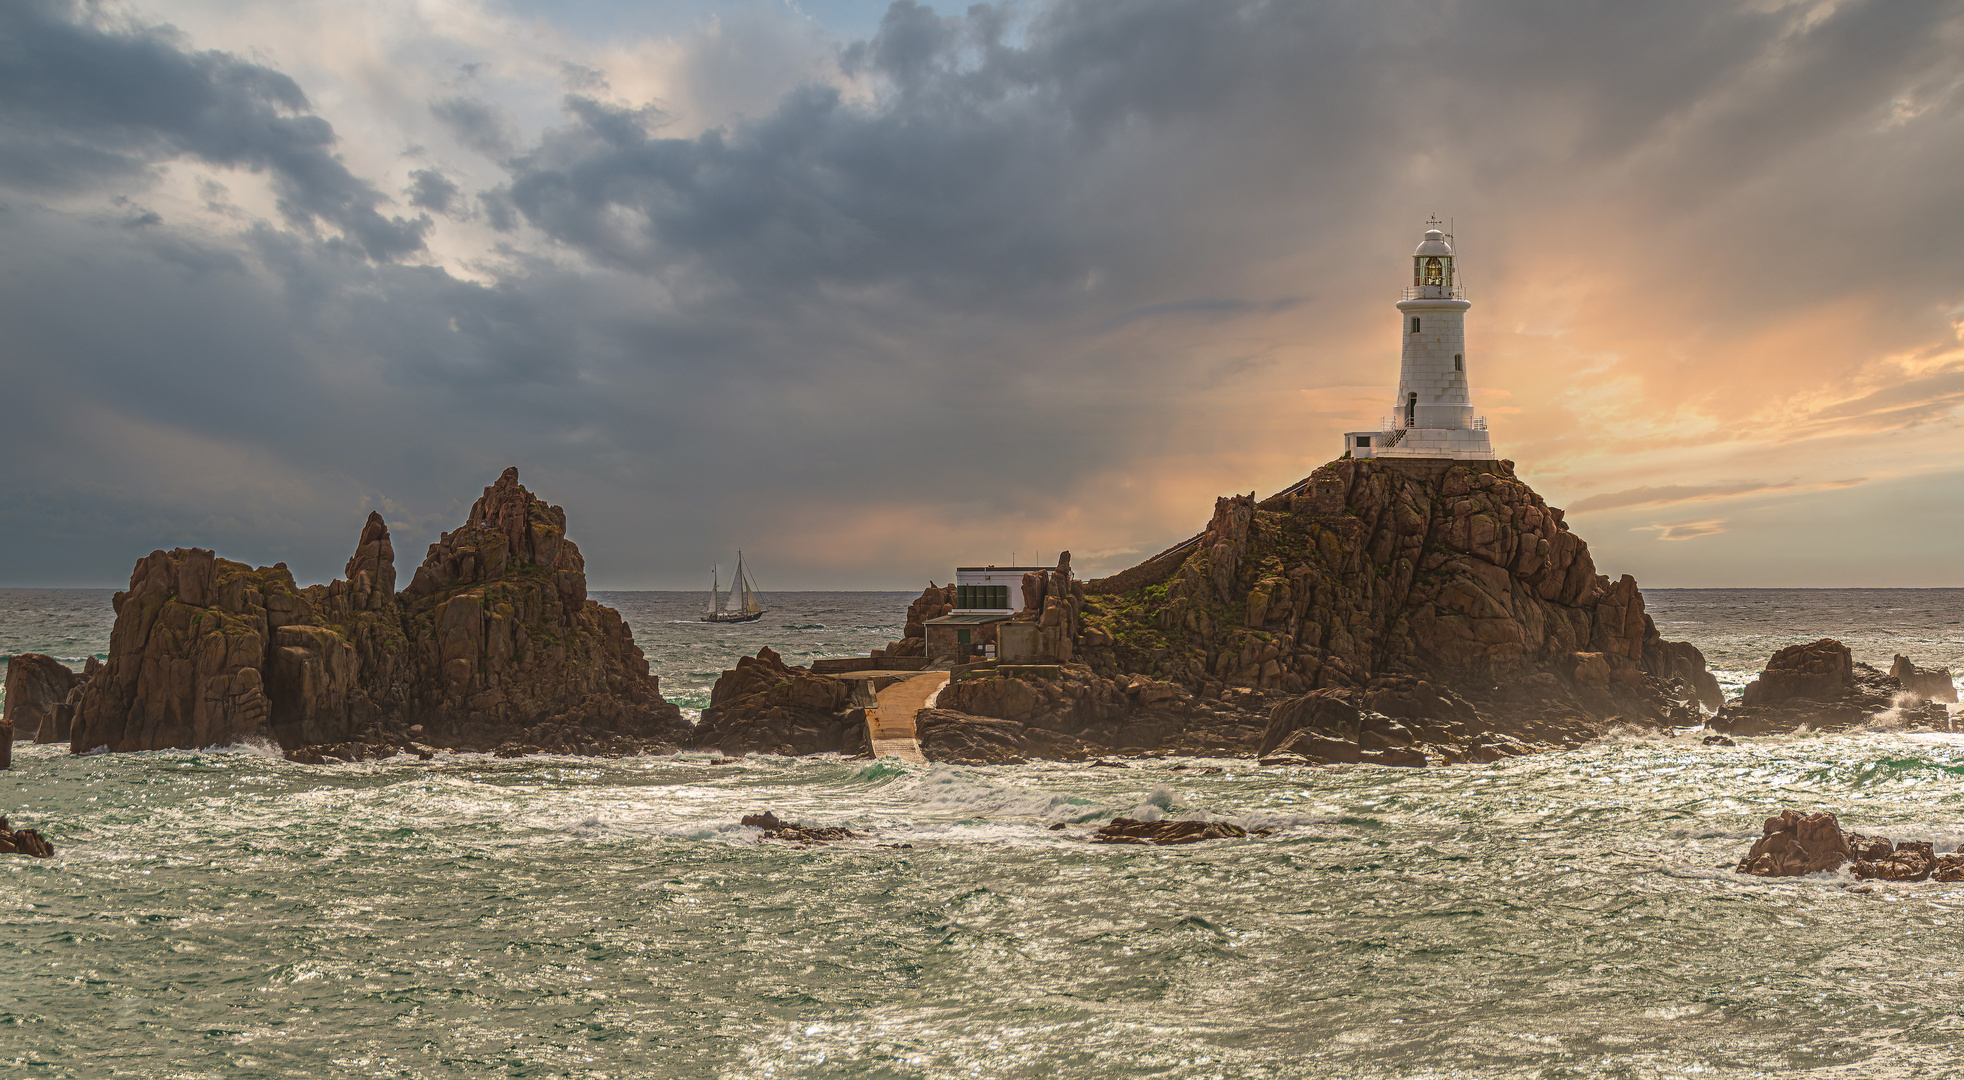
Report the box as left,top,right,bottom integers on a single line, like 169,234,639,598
1414,228,1453,257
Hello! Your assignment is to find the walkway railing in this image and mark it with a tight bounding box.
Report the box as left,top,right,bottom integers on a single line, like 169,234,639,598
1401,285,1467,300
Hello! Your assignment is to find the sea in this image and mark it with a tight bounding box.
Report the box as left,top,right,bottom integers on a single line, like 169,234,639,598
3,587,1964,1079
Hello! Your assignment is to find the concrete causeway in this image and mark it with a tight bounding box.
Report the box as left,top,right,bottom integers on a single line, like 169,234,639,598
866,671,947,763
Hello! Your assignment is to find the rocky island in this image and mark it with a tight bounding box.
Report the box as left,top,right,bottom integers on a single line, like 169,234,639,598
698,456,1731,766
51,468,688,759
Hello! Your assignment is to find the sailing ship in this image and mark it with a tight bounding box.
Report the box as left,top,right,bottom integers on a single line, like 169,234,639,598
701,551,766,623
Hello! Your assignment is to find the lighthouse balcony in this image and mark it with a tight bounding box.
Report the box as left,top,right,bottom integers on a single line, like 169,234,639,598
1402,284,1466,301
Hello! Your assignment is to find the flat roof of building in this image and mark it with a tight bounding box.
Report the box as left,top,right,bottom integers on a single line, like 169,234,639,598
955,565,1052,572
924,613,1016,625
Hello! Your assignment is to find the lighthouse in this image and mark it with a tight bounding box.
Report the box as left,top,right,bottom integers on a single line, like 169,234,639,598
1343,223,1495,461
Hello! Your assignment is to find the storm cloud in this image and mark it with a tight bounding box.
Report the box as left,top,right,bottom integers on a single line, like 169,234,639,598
0,0,429,259
1,0,1961,589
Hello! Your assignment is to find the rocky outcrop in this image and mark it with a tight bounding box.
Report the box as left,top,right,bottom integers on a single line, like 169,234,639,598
1891,655,1957,703
1079,458,1716,751
1741,639,1851,705
914,708,1032,764
914,705,1123,763
67,468,690,756
1712,639,1947,736
935,664,1275,756
691,647,863,756
1257,684,1527,767
903,584,954,642
0,816,56,857
1736,810,1964,882
1005,553,1081,661
4,654,77,744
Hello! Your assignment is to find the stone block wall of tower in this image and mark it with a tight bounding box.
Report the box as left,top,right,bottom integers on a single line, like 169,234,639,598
1396,298,1473,428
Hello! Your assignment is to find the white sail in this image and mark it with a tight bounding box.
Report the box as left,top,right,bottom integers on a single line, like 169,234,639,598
736,551,761,614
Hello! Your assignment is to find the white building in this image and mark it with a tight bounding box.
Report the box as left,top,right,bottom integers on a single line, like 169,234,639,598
1343,224,1496,461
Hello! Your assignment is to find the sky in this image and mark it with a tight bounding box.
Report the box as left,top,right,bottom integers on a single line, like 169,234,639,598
1,0,1961,591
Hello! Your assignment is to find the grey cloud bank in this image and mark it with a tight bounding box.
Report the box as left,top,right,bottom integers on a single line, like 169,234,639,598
1,0,1960,588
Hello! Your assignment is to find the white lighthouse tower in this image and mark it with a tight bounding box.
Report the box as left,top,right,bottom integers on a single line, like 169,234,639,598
1343,222,1494,461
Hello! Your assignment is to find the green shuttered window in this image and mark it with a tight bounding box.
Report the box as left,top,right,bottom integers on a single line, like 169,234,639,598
956,584,1011,609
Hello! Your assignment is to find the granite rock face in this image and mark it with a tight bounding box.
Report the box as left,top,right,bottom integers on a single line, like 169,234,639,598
4,654,77,743
67,468,689,756
1741,639,1851,705
914,708,1032,764
1080,458,1716,748
903,584,955,643
691,647,863,756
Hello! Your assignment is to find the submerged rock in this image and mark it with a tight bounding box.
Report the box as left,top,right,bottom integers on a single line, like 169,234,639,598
67,468,690,757
0,816,56,858
1092,817,1266,845
286,741,398,764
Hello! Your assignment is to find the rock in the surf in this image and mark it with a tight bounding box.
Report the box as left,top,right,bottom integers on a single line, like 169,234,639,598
740,811,862,844
1735,811,1964,881
1890,654,1957,703
1741,639,1852,705
0,816,56,858
65,468,690,757
914,708,1030,765
1855,840,1936,882
4,653,77,742
1737,809,1852,876
1713,639,1948,736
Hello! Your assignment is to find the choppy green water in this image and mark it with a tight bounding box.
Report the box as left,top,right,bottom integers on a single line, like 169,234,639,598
8,732,1964,1079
